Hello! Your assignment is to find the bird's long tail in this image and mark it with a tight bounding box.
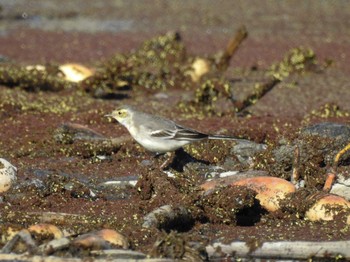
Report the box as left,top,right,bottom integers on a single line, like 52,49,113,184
208,135,250,143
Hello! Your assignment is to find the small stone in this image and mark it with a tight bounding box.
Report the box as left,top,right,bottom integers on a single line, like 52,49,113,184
229,140,267,166
140,159,152,166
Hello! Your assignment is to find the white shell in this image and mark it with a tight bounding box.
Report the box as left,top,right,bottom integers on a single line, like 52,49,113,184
0,158,17,193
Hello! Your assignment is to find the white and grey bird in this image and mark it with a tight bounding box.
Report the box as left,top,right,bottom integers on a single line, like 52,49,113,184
105,105,244,154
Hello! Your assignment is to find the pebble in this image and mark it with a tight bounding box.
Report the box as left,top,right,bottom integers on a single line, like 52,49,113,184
227,140,267,166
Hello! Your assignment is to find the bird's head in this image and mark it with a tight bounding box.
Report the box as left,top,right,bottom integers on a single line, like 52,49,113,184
105,106,133,126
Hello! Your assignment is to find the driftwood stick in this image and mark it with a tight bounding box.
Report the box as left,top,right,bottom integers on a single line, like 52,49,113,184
216,25,248,71
207,240,350,259
235,76,280,112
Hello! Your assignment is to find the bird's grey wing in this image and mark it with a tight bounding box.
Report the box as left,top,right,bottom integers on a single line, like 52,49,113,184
150,129,176,139
151,124,208,141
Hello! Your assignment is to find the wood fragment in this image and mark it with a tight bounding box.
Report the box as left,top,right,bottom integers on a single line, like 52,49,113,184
291,145,300,185
206,240,350,259
235,76,280,112
216,25,248,71
37,237,71,255
323,172,336,192
90,249,147,259
324,142,350,192
0,253,173,262
27,211,81,224
333,142,350,169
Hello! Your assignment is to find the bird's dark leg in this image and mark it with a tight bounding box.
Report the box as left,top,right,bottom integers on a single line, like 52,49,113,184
159,151,175,170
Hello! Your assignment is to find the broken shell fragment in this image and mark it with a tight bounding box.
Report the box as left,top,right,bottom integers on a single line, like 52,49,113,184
72,233,110,250
305,194,350,222
96,229,129,249
0,158,17,193
28,223,64,240
1,229,36,254
1,226,21,243
72,229,129,250
59,63,94,82
232,176,296,212
187,57,211,82
199,170,268,192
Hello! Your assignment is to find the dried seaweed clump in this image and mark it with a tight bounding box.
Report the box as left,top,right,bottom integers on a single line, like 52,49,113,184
268,47,318,81
305,103,350,121
81,32,189,97
179,78,235,116
149,231,208,261
0,65,75,92
200,186,258,225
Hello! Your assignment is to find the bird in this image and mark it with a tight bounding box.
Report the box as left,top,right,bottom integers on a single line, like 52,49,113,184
105,105,245,169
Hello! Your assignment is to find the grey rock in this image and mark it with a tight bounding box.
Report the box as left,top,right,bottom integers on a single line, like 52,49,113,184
229,140,267,166
54,122,106,144
301,122,350,141
298,122,350,166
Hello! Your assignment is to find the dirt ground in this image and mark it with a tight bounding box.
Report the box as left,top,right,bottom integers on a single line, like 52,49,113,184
1,1,350,261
